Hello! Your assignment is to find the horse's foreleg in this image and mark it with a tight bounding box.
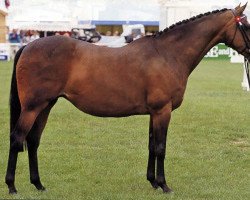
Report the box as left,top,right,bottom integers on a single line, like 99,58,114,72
146,115,158,189
6,109,41,194
26,101,56,191
153,104,172,193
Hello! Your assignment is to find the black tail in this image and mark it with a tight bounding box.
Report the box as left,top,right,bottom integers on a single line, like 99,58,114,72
10,45,26,133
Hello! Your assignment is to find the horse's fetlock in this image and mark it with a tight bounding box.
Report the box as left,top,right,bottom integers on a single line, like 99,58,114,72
5,175,15,190
157,176,166,186
147,172,155,182
30,174,40,184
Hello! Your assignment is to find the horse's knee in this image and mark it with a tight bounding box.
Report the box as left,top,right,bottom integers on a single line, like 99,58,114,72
148,140,155,152
155,143,166,158
10,133,25,152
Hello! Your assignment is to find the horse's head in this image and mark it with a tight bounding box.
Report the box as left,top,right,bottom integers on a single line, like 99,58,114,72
225,3,250,59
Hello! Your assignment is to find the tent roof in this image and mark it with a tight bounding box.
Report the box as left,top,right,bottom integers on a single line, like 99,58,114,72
14,21,73,32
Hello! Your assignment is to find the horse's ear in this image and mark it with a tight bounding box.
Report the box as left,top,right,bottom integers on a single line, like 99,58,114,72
236,3,248,15
235,3,241,10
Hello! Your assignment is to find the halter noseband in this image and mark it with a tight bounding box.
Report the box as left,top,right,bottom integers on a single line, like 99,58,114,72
230,9,250,54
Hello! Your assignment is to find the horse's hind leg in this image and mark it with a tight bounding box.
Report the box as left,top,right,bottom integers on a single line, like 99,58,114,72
26,100,57,191
6,104,48,194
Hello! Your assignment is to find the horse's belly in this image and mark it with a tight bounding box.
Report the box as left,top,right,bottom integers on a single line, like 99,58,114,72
64,65,147,117
65,92,148,117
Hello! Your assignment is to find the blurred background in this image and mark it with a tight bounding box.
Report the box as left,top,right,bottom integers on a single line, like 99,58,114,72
0,0,248,43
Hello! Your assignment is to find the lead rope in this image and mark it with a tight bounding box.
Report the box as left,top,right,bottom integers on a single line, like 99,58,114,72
244,58,250,89
237,23,250,89
237,23,250,51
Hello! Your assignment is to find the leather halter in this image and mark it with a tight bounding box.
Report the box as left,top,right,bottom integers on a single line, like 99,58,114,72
230,9,250,54
230,9,250,88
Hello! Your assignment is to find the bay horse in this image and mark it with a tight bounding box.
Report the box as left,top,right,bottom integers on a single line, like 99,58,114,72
6,4,250,194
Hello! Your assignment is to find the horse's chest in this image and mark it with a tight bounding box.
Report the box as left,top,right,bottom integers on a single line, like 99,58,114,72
146,74,186,111
172,91,184,110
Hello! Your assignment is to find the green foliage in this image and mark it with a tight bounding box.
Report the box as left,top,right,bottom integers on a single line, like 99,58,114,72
0,60,249,199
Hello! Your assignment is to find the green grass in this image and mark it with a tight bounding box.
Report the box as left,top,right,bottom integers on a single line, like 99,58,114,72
0,60,249,199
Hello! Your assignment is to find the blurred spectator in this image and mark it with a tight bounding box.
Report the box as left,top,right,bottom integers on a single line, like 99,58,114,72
19,30,25,42
5,0,10,9
113,31,120,36
63,32,70,37
106,31,112,36
30,31,40,42
22,31,31,43
9,29,20,43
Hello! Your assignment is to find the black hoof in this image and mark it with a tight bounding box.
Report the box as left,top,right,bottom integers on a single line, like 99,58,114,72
38,186,46,191
9,187,17,194
161,184,173,193
35,184,46,191
32,181,46,191
150,180,159,189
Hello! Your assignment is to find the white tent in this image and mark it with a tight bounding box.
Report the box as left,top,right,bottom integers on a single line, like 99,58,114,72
13,21,73,32
159,0,247,30
7,0,159,29
7,1,76,32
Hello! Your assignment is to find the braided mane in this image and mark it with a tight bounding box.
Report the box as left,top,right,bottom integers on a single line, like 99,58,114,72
152,8,228,37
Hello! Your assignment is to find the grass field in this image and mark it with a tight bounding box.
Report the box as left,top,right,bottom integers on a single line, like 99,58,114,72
0,60,249,200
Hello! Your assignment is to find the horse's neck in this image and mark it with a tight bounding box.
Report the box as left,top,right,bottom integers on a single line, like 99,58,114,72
157,14,230,76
